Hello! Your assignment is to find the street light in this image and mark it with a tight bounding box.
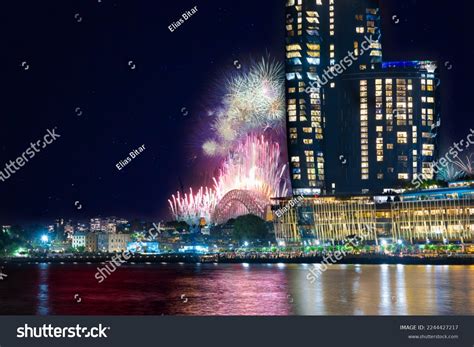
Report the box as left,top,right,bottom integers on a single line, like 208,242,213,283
41,235,49,243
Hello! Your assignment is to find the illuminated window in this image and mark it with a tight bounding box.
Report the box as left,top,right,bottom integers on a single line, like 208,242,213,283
397,132,408,144
398,173,409,180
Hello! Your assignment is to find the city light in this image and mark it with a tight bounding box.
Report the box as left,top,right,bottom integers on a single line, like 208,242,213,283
41,235,49,243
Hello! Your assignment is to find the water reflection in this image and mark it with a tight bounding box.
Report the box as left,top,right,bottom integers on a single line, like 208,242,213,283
288,264,474,315
0,264,473,315
36,263,49,315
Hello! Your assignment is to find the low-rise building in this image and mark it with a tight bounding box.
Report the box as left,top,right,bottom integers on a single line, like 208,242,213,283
97,233,130,252
86,233,98,252
72,232,87,249
273,185,474,246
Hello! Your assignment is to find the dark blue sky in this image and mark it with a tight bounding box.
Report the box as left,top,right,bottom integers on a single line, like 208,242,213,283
0,0,470,223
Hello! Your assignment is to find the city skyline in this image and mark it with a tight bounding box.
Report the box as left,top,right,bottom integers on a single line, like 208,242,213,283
0,0,468,224
1,1,474,326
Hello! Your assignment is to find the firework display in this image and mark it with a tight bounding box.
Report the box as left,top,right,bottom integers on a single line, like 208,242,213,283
169,56,288,225
168,187,218,226
169,135,288,225
202,58,285,157
213,135,288,199
437,163,466,182
452,153,474,177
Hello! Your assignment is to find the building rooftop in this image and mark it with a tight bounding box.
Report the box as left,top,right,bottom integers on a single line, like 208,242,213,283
381,60,437,72
402,185,474,201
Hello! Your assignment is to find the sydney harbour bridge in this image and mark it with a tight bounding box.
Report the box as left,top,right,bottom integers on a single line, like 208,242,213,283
211,189,270,224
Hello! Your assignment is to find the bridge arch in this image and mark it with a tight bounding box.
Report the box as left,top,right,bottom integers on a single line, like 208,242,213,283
212,189,269,224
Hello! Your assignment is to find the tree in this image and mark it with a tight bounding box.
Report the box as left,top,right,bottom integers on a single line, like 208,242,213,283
74,246,86,253
232,214,269,243
165,221,190,232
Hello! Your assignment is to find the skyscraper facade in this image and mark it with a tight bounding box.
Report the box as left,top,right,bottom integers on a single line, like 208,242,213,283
328,61,440,194
285,0,440,196
285,0,383,196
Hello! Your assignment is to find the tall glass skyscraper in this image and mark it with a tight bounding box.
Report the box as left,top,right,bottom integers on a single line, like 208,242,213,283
285,0,440,196
330,61,440,194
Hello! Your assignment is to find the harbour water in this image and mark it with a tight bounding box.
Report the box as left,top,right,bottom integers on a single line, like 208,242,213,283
0,263,473,315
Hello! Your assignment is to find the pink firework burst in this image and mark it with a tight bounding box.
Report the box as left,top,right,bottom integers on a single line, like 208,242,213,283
168,135,289,225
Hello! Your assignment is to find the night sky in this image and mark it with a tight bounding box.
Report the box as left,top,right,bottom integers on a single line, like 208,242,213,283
0,0,471,224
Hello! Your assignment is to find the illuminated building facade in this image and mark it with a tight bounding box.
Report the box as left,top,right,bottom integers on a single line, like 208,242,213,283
72,232,87,249
285,0,383,196
86,233,98,252
273,184,474,246
97,233,131,252
285,0,439,195
328,61,440,194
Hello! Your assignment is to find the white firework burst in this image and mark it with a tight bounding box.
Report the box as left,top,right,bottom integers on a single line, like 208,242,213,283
168,187,218,226
452,153,474,177
203,57,285,157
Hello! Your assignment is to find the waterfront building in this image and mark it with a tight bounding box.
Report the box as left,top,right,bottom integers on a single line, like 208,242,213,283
97,233,131,252
285,0,382,195
285,0,440,195
327,61,440,194
127,241,160,254
72,232,87,249
86,233,98,252
272,185,474,246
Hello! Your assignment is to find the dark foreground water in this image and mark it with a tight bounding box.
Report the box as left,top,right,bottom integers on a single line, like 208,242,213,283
0,263,473,315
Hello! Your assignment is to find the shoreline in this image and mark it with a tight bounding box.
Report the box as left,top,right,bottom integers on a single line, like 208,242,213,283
1,254,474,265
